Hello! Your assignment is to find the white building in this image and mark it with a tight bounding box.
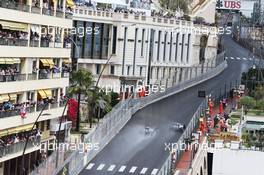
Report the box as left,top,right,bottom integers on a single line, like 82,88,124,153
0,0,72,174
73,7,219,99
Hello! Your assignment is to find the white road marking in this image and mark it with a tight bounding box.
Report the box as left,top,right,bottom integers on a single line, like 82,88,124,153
151,169,159,175
96,164,105,170
236,57,241,60
249,58,252,61
230,57,235,60
107,165,116,171
119,166,126,172
243,57,247,60
129,166,137,173
140,168,148,174
86,163,95,170
225,57,228,60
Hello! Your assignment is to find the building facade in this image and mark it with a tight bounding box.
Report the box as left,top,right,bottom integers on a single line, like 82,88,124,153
72,7,219,98
0,0,73,174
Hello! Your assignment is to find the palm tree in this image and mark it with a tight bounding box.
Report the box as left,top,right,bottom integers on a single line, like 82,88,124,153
85,87,112,128
68,69,94,131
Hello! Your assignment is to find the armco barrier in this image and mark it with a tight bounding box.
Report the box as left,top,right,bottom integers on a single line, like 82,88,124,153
31,59,227,175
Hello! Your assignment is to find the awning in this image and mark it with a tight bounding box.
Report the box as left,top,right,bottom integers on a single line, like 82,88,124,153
46,59,55,67
66,0,75,8
40,59,50,67
0,124,35,137
38,89,52,99
0,94,10,103
0,20,28,33
0,58,21,64
62,59,71,64
8,94,17,101
13,58,21,64
38,90,47,99
43,89,52,98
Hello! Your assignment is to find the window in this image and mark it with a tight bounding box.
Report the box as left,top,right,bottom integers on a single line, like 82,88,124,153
157,31,161,61
96,64,101,74
163,32,167,61
169,32,173,61
110,65,115,75
181,34,185,62
127,66,130,75
175,33,179,61
46,120,50,130
186,34,191,63
163,68,166,78
139,66,143,76
141,29,145,57
112,26,117,54
41,121,45,132
156,67,159,79
133,28,138,75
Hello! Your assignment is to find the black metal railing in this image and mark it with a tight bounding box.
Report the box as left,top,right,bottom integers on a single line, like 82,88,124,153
56,9,64,18
31,5,41,14
30,39,39,47
0,106,35,119
0,74,27,82
36,103,49,111
42,8,54,16
0,1,30,12
0,38,28,47
38,72,51,79
0,136,41,158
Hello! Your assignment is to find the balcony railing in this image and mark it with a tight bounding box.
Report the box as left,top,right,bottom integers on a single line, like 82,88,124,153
0,1,30,12
42,8,55,16
61,72,70,78
50,102,59,109
0,106,35,119
0,38,28,47
36,103,49,112
0,74,27,82
31,5,41,14
65,11,73,19
0,136,41,158
38,72,51,80
56,9,64,18
30,39,39,47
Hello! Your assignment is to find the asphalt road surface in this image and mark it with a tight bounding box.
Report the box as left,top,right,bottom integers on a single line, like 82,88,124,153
79,36,255,175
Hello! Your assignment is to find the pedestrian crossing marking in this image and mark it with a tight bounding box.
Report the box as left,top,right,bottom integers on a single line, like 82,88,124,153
236,57,241,60
230,57,234,60
86,163,95,170
249,58,252,61
129,166,137,173
107,165,116,171
151,169,159,175
243,57,247,60
119,166,126,172
140,168,148,174
97,164,105,170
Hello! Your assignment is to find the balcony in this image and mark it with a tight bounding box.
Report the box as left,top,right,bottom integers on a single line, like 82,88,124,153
0,1,30,13
0,74,27,82
0,38,28,47
0,136,41,161
0,106,35,119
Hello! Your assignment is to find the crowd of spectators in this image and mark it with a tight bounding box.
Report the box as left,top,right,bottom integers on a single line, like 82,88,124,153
0,67,19,82
0,28,28,46
0,101,36,116
0,129,41,157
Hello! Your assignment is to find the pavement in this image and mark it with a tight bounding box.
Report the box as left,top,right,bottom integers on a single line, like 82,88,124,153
79,36,255,175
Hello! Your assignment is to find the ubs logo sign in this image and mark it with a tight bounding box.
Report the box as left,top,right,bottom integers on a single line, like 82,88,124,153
216,0,241,10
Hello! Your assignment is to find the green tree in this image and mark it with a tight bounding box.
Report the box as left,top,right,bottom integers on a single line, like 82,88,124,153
240,96,256,109
159,0,188,13
68,69,94,131
253,86,264,101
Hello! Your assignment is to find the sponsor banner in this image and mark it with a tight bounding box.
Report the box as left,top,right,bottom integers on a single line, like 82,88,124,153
216,0,241,10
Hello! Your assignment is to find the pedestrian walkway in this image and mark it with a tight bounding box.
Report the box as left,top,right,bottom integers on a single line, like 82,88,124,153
225,56,261,62
84,163,159,175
